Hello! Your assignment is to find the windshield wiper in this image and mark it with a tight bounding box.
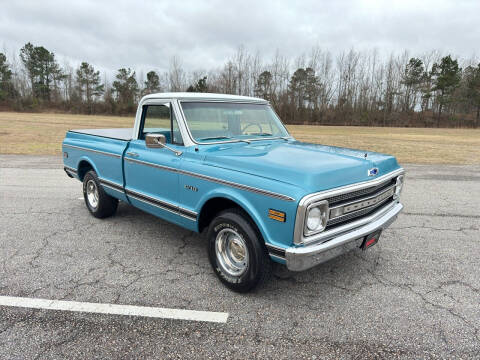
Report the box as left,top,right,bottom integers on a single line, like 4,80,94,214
198,136,232,141
246,133,291,142
198,136,251,144
249,132,273,136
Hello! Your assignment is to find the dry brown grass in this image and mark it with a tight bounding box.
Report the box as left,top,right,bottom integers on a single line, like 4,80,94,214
0,112,132,155
288,125,480,165
0,111,479,164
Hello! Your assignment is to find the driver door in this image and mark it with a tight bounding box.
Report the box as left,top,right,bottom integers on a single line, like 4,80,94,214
124,101,186,225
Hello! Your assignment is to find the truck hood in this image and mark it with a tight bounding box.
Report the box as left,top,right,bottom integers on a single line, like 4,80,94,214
202,140,400,193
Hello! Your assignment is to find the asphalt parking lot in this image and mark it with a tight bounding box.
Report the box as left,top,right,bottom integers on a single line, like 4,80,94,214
0,155,479,359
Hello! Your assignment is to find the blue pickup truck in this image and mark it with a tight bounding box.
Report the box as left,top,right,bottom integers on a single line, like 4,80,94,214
63,93,404,292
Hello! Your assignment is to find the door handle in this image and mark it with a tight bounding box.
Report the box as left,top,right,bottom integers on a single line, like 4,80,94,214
126,152,139,157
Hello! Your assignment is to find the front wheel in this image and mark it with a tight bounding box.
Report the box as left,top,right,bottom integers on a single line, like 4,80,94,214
83,170,118,218
207,209,272,292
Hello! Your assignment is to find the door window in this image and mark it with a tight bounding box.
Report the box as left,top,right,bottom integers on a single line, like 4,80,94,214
140,104,183,145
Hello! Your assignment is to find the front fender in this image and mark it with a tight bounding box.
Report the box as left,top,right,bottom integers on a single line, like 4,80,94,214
196,187,296,250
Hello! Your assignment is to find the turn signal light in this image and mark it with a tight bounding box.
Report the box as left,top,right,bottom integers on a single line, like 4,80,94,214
268,209,286,222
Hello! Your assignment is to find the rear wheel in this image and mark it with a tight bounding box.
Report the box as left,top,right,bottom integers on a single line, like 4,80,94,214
207,209,271,292
83,170,118,218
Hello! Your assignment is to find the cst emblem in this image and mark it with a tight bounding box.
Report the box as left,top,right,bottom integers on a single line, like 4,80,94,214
368,168,379,176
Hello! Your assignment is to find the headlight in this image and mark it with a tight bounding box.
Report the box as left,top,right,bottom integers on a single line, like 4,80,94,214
305,200,329,235
306,207,322,230
394,175,405,198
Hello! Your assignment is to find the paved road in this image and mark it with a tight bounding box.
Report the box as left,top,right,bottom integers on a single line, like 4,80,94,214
1,155,479,359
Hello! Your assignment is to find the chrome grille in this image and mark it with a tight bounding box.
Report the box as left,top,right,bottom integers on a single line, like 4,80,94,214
326,178,398,230
327,198,394,229
326,178,396,206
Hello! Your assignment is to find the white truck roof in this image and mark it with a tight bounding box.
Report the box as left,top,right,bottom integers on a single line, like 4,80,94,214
141,92,268,104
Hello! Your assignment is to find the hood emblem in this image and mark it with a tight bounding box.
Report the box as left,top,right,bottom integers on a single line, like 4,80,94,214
368,168,379,176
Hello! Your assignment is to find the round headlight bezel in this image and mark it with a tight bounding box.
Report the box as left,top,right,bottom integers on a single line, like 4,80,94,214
304,200,329,236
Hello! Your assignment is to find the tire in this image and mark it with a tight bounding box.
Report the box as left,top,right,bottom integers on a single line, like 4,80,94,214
82,170,118,218
207,208,272,292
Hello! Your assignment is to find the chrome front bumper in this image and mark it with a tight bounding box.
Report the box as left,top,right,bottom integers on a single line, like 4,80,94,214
285,202,403,271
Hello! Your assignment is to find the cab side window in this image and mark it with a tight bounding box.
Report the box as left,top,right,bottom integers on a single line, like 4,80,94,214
141,104,183,145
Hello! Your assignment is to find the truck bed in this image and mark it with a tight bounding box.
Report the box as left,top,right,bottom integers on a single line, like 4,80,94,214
69,128,133,141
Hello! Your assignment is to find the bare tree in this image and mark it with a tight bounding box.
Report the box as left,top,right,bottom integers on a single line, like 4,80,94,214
1,43,479,126
169,56,186,92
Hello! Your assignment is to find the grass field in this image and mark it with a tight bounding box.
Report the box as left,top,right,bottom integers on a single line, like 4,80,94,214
0,111,479,164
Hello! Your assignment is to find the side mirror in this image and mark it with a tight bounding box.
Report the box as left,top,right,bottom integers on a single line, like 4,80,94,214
145,133,182,156
145,133,166,148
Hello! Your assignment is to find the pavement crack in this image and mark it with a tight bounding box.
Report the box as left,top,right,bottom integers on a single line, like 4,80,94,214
402,212,479,219
391,224,479,233
27,227,76,269
1,249,19,274
0,309,37,336
434,280,480,295
33,328,81,360
177,231,196,255
352,253,480,343
0,211,67,216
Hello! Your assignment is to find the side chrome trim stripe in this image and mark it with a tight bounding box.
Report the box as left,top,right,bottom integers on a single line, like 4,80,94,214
64,166,77,174
125,188,197,221
101,184,124,193
266,244,286,259
99,178,124,193
125,157,295,202
96,177,196,221
179,169,295,202
269,253,286,262
63,144,121,159
125,157,176,172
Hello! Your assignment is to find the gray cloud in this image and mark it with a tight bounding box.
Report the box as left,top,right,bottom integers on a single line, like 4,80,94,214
1,0,478,75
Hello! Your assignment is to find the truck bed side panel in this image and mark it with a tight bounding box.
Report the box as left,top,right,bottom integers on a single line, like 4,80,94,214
62,131,128,202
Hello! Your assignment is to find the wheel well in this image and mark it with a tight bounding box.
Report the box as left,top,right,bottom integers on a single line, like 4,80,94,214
77,160,93,181
198,197,262,237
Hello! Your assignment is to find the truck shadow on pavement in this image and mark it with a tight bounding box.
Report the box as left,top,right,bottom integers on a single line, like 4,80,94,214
110,201,378,298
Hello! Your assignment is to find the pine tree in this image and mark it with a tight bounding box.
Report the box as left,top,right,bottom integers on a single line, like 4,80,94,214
401,58,424,112
431,55,461,126
112,68,138,113
187,76,208,92
289,68,307,109
254,71,273,100
144,71,160,95
463,63,480,127
20,42,63,102
76,62,104,113
0,53,15,101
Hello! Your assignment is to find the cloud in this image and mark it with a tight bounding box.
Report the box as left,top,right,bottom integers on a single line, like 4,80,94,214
1,0,478,76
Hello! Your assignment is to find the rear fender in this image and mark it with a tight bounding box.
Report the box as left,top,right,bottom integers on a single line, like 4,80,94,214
76,156,101,181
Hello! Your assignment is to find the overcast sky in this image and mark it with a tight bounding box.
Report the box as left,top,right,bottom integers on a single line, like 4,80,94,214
1,0,479,75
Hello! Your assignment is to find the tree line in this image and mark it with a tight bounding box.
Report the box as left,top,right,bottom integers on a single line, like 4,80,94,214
1,43,479,128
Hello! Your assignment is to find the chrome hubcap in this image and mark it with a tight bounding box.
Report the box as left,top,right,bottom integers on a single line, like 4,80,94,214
215,228,249,276
86,180,99,209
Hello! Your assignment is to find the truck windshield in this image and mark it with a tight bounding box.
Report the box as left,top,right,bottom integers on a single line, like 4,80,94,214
180,102,289,143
